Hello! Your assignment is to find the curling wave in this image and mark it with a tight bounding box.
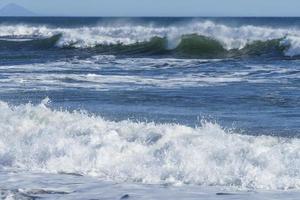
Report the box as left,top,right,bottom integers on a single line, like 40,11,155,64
0,99,300,190
92,35,288,58
0,34,291,58
0,34,61,50
0,21,300,58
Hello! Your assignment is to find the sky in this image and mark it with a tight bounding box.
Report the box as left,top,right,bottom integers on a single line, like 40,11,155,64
0,0,299,16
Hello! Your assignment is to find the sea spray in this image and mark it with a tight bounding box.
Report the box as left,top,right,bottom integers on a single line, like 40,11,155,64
0,100,300,190
0,21,300,57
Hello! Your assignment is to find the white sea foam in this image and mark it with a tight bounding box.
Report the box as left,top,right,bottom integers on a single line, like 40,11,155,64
0,56,298,92
0,100,300,190
0,21,300,56
281,36,300,56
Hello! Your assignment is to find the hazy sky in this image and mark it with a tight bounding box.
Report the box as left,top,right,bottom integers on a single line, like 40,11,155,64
0,0,299,16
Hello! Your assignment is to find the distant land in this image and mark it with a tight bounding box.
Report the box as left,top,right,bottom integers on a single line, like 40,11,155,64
0,3,36,16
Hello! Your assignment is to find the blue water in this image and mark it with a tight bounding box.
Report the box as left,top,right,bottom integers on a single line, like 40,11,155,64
0,17,300,199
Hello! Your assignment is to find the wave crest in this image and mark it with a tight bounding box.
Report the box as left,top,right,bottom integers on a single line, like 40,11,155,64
0,100,300,190
0,21,300,57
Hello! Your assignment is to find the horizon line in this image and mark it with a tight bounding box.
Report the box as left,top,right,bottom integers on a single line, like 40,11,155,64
0,15,300,18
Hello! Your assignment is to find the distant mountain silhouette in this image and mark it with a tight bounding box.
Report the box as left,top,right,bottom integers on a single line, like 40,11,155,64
0,3,35,16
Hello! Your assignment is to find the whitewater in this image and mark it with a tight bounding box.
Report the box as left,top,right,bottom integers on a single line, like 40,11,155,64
1,99,300,189
0,17,300,199
1,20,300,56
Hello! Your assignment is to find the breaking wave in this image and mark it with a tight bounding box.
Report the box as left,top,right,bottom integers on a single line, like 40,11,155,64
0,21,300,58
0,34,61,50
0,99,300,190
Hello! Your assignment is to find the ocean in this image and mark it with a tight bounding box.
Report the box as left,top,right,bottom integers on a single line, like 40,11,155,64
0,17,300,199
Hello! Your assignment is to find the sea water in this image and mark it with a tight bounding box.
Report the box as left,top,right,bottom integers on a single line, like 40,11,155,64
0,17,300,199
